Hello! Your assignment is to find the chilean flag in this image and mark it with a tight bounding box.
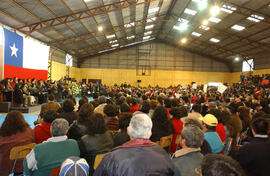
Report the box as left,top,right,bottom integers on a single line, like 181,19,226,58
1,27,49,80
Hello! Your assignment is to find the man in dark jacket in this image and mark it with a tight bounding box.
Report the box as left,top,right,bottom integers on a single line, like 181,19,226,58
232,118,270,176
93,113,174,176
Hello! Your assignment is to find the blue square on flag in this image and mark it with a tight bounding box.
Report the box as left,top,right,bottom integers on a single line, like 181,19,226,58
4,28,23,67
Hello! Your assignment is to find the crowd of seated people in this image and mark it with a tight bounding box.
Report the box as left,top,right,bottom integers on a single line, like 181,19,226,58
0,73,270,176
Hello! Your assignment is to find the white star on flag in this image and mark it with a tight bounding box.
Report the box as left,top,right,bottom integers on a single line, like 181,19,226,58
10,43,18,57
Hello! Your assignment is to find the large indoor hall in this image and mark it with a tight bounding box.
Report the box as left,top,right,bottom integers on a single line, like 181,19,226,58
0,0,270,176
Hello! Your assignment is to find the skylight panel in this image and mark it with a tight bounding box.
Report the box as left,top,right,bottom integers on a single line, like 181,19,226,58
143,36,151,40
191,32,202,37
106,34,115,39
184,8,197,15
124,22,135,28
148,7,159,14
221,4,236,14
247,14,264,22
111,43,119,47
199,25,210,30
145,25,154,29
208,17,221,23
210,38,220,43
147,17,157,22
109,40,118,44
178,18,189,23
144,31,152,36
127,35,135,40
231,24,245,31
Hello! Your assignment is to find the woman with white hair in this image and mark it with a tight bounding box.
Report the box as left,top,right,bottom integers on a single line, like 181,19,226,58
93,113,175,176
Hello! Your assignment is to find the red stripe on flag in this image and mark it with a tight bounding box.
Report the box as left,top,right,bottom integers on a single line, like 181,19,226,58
4,64,48,80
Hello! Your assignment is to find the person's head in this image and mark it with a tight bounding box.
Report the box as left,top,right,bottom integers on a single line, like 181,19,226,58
87,113,107,135
152,106,168,121
104,104,118,117
140,100,150,114
120,102,130,112
48,94,55,102
192,104,201,113
200,154,245,176
78,103,94,123
180,126,204,148
118,112,132,131
62,99,75,113
42,110,57,123
128,114,152,140
209,109,222,123
98,96,106,104
237,106,251,126
130,97,137,105
164,98,172,108
0,111,29,137
51,118,69,137
170,106,188,119
78,97,88,111
251,118,269,135
202,114,218,132
183,117,203,130
149,100,158,110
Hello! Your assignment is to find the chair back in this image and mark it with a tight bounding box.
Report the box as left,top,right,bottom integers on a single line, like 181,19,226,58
9,143,36,160
94,153,108,170
50,167,60,176
158,135,173,148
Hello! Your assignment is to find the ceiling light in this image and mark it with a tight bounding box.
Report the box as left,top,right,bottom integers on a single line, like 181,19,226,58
231,24,245,31
98,26,103,32
199,25,210,30
148,7,159,14
184,8,197,15
210,5,220,16
124,22,135,28
247,14,264,22
178,18,189,23
127,35,135,40
111,43,119,47
192,0,208,10
235,57,240,61
210,38,220,43
202,20,208,25
191,32,202,37
109,40,118,44
145,24,154,29
221,4,236,14
144,31,152,36
173,22,188,31
208,17,221,23
143,36,151,40
181,38,187,44
106,34,116,39
147,17,157,22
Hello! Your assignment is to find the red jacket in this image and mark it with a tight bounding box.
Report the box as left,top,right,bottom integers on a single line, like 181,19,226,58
216,123,226,143
130,104,140,113
34,122,52,144
170,118,183,153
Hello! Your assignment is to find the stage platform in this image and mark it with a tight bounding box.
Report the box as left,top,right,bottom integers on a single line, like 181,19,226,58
9,104,42,113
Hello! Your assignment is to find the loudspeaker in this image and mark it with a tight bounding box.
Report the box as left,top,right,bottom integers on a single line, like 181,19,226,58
137,80,141,83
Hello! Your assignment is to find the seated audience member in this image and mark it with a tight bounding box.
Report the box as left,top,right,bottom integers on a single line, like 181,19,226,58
58,99,78,125
183,118,212,155
148,100,158,118
13,83,25,107
0,111,35,175
23,118,80,176
34,110,57,144
201,154,245,176
93,114,174,176
151,106,174,142
68,103,94,141
164,98,172,118
133,100,150,115
202,114,224,154
113,112,132,147
78,113,114,175
188,104,203,119
77,96,89,112
172,126,204,176
232,118,270,176
169,106,186,152
40,94,60,113
120,102,130,113
209,109,227,143
129,97,140,113
59,156,89,176
103,104,119,131
94,96,107,115
90,93,99,108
